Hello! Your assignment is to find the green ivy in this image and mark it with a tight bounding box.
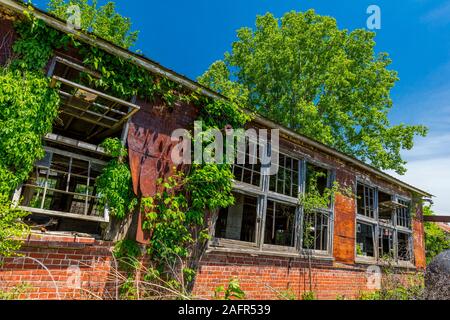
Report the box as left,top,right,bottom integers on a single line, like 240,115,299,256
96,138,138,219
12,8,72,72
0,11,62,257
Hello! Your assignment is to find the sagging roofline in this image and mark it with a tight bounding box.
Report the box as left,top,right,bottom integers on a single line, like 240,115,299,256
0,0,433,198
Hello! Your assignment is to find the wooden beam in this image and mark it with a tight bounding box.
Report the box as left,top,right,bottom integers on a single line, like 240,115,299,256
423,216,450,223
20,207,108,223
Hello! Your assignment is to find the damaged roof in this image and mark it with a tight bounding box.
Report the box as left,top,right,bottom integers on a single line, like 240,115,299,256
0,0,433,198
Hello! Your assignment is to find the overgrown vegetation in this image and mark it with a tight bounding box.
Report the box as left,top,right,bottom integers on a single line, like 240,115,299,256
0,283,30,300
48,0,139,49
357,261,425,301
423,206,450,265
96,138,138,219
214,279,246,300
0,8,63,256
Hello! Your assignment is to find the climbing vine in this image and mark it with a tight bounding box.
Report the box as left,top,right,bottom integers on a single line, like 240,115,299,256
96,138,138,219
140,98,252,285
0,9,62,256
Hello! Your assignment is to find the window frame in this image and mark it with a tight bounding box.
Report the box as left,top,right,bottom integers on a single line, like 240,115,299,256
15,146,110,223
355,180,414,265
212,148,335,258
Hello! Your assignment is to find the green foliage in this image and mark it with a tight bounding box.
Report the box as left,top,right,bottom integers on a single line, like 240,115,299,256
96,139,137,219
277,289,297,300
113,239,142,299
0,195,30,258
199,10,428,175
0,66,58,257
12,8,72,72
141,174,193,265
113,239,142,270
358,269,425,300
0,68,60,195
423,206,450,265
100,137,128,159
301,291,317,301
48,0,139,49
214,278,246,300
0,283,30,300
0,9,62,258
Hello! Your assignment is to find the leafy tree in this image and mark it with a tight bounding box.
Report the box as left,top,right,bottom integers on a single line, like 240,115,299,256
199,10,428,175
423,206,450,265
47,0,139,48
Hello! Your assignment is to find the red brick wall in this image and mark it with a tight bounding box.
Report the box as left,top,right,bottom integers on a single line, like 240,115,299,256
0,234,116,300
192,252,371,300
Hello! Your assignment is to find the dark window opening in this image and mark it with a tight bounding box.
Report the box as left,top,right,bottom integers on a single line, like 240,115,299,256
357,184,375,218
397,200,412,229
305,163,329,197
264,201,297,247
398,232,412,262
48,55,140,144
302,211,329,252
379,228,394,259
20,149,106,221
215,194,258,243
357,223,375,257
378,191,394,224
269,154,300,198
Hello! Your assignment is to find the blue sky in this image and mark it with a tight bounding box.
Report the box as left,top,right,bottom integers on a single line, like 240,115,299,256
34,0,450,214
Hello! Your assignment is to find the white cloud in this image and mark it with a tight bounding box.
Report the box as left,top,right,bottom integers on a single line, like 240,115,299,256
389,156,450,215
387,131,450,215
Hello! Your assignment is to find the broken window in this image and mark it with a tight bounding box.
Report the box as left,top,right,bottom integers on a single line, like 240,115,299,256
19,148,107,223
397,232,412,262
13,55,141,237
356,182,415,264
397,199,412,229
305,163,329,198
300,163,332,252
264,201,297,247
269,154,300,198
302,211,330,252
214,152,335,256
232,141,261,188
48,56,140,144
356,222,375,257
378,191,394,225
357,184,375,219
379,227,394,260
215,193,259,243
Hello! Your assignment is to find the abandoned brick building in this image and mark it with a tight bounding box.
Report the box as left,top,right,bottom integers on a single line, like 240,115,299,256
0,0,432,300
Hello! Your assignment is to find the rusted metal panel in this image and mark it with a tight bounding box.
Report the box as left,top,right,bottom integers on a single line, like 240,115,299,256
127,98,198,243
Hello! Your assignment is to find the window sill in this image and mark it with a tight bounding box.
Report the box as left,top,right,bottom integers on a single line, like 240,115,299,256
355,257,417,270
207,245,335,262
